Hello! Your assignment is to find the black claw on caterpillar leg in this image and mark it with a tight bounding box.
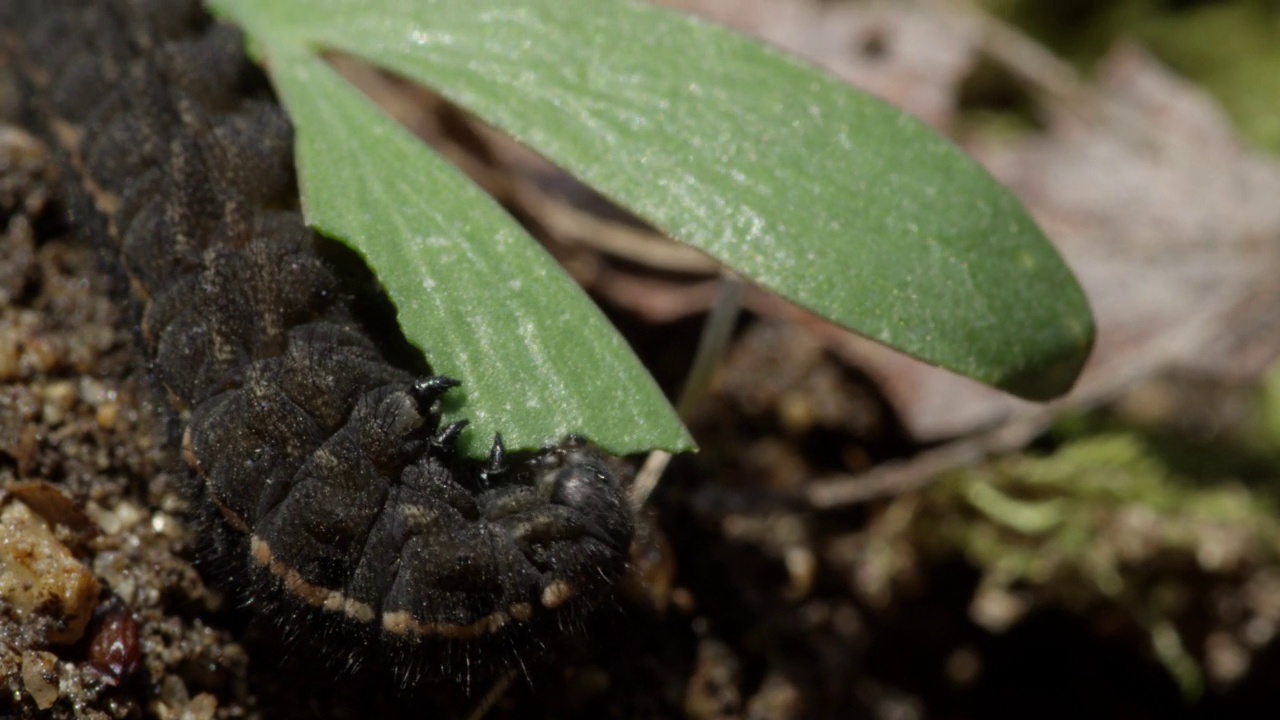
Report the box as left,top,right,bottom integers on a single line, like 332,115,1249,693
479,433,507,487
485,433,506,473
410,375,460,409
433,419,468,450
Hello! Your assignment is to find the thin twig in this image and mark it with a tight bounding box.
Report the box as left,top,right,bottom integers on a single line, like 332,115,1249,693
462,671,516,720
630,273,744,510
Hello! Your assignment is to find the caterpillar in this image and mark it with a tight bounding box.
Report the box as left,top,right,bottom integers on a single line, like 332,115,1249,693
2,0,634,682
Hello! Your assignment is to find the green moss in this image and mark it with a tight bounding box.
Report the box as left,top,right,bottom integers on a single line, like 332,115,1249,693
874,429,1280,696
1136,2,1280,152
977,0,1280,152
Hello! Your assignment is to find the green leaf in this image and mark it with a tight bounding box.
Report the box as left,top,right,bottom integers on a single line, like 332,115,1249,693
248,45,689,457
207,0,1094,455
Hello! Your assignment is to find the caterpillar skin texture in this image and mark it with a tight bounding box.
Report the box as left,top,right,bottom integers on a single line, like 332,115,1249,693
2,0,634,679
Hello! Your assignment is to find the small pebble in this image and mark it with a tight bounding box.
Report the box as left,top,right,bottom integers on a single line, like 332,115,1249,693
0,498,101,644
20,650,60,710
88,605,142,682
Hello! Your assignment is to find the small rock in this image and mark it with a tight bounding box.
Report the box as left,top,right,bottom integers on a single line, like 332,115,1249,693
23,334,60,375
745,673,804,720
96,400,121,431
0,125,53,217
88,603,142,682
20,650,60,711
0,326,21,380
685,638,743,720
0,495,101,644
40,380,77,426
154,676,218,720
7,481,96,537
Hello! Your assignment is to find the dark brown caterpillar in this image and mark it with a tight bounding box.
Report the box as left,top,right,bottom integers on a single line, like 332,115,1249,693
2,0,633,681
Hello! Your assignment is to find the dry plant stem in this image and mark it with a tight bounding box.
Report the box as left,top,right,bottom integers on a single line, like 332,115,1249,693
334,55,717,277
677,273,745,418
805,281,1241,509
528,188,722,274
804,408,1057,508
436,133,720,275
631,273,745,510
347,61,719,277
631,450,673,514
946,0,1084,104
955,0,1169,149
463,671,516,720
